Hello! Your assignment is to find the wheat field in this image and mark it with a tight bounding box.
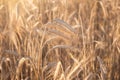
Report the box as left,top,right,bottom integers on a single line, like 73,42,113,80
0,0,120,80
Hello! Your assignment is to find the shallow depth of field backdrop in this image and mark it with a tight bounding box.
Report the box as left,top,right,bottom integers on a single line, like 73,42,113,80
0,0,120,80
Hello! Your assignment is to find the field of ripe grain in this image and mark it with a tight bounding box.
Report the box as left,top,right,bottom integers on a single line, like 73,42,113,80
0,0,120,80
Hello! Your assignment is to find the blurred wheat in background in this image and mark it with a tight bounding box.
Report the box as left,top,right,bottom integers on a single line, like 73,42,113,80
0,0,120,80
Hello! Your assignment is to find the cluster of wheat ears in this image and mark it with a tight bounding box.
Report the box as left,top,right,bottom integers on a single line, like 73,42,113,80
0,0,120,80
